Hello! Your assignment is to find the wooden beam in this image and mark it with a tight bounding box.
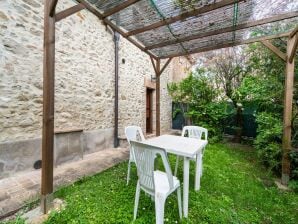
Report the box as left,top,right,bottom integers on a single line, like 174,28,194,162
261,40,286,61
145,12,298,50
289,26,298,38
78,0,103,18
77,0,158,60
156,59,161,136
150,56,158,75
49,0,58,17
153,58,172,137
126,0,244,37
289,34,298,63
42,0,55,214
55,3,85,22
159,57,173,75
159,32,290,59
281,35,296,185
102,0,140,18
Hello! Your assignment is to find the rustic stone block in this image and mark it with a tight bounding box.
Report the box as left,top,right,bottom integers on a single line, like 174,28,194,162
0,191,10,201
0,139,41,179
54,131,83,166
83,128,113,154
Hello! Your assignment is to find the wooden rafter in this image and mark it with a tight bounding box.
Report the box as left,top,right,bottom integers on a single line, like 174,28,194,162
159,32,290,59
150,56,158,75
261,40,286,61
55,3,85,22
290,26,298,38
102,0,141,18
49,0,59,17
151,57,172,76
289,34,298,63
145,12,298,50
78,0,158,60
76,0,297,61
126,0,244,37
160,58,173,75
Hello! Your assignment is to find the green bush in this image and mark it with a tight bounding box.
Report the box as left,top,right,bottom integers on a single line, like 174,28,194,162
289,180,298,192
168,69,228,141
187,102,230,142
290,151,298,180
254,112,282,173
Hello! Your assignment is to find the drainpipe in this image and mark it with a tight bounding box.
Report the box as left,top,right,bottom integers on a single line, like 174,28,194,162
114,31,120,148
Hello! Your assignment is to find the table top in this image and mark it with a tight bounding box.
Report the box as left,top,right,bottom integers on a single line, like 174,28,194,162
143,135,208,158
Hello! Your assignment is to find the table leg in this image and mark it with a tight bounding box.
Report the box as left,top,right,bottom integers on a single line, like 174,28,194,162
183,157,190,218
195,152,202,191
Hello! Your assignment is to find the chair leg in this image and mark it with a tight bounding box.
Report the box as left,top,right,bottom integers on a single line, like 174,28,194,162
174,156,180,176
195,154,201,191
200,155,203,177
134,181,141,220
177,187,182,220
155,195,166,224
127,160,131,185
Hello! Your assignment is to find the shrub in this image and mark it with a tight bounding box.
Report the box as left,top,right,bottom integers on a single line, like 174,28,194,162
254,112,282,173
168,70,228,141
290,151,298,180
187,102,230,142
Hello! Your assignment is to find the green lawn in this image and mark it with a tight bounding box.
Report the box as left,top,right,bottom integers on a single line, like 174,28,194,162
5,143,298,223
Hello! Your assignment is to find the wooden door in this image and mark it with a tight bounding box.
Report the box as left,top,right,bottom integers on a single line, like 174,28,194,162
146,88,153,133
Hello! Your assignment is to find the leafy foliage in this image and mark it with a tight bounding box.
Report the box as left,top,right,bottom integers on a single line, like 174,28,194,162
254,112,283,172
168,69,228,141
244,40,298,180
290,151,298,179
168,39,298,181
201,48,250,142
0,216,25,224
238,75,283,113
186,102,230,142
167,68,217,106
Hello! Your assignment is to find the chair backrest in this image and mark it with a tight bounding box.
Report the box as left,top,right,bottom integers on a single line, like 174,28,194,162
130,140,174,194
182,126,208,140
125,126,145,145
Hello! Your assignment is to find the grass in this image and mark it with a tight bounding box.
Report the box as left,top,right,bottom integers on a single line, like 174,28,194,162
3,143,298,223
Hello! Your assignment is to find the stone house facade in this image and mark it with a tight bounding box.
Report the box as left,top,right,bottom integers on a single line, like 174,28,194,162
0,0,183,178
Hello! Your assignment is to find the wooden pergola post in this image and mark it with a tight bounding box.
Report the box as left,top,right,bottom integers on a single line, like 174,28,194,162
156,59,161,136
281,33,297,185
150,57,172,136
41,0,87,214
41,0,57,214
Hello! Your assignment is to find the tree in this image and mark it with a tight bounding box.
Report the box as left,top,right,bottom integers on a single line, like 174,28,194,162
168,68,228,141
239,40,298,178
204,47,249,142
167,68,217,122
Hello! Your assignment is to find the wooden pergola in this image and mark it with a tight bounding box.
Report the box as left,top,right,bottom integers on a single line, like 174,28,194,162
42,0,298,213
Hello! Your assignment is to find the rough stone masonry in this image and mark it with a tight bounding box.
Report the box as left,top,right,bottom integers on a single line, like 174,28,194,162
0,0,174,178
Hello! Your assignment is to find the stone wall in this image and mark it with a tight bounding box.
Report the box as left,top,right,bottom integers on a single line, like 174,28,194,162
0,0,174,178
0,0,173,143
171,57,192,83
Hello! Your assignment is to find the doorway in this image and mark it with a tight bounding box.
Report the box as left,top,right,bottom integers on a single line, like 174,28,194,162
146,88,153,133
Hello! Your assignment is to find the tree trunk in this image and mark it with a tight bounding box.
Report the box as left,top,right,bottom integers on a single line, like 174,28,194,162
233,103,243,143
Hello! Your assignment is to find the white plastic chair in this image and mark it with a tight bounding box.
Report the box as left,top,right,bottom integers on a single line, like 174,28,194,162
174,126,208,190
130,140,182,224
125,126,145,185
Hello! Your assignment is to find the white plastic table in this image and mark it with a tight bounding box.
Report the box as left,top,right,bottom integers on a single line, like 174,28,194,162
143,134,208,218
